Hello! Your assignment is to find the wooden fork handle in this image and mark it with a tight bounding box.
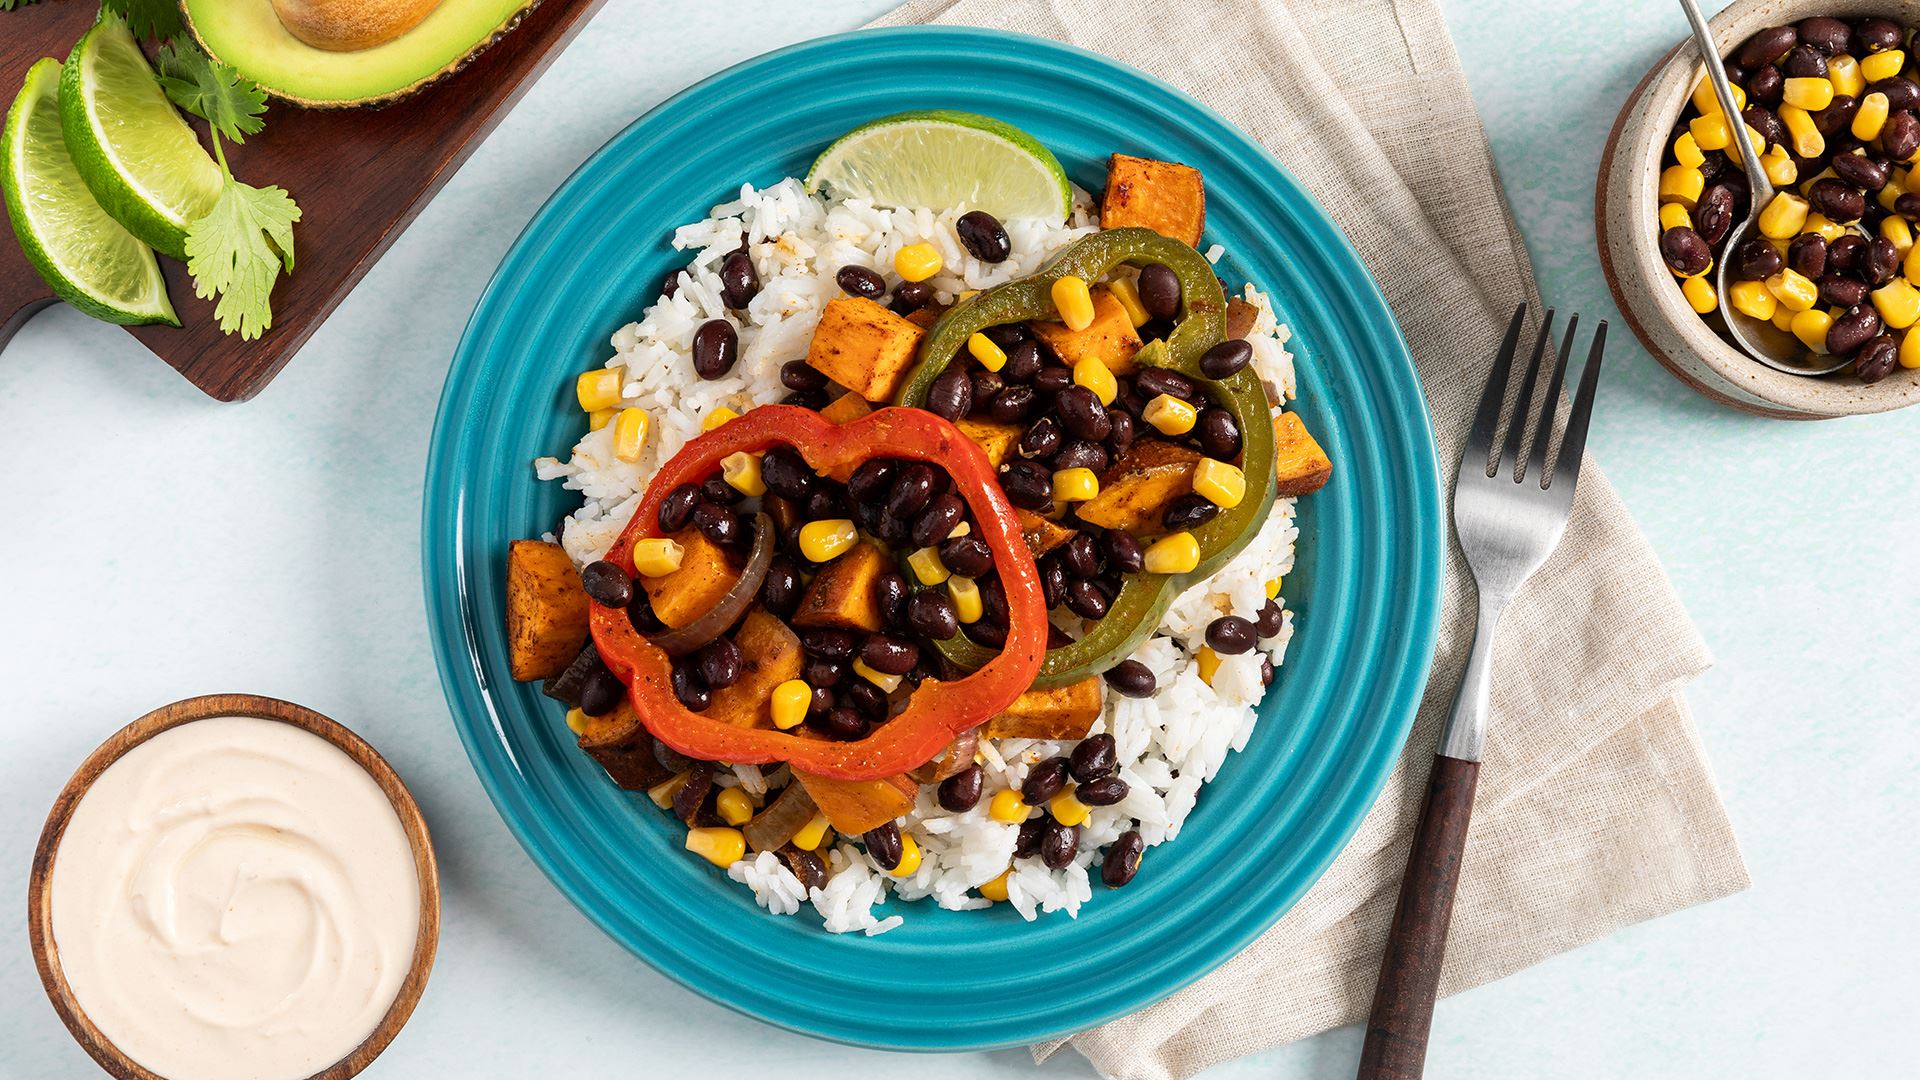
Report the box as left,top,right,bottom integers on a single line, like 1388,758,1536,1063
1356,753,1481,1080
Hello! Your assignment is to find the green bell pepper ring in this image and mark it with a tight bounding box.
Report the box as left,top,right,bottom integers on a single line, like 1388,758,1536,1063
896,229,1278,689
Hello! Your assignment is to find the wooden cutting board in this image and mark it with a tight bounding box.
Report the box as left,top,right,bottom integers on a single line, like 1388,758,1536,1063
0,0,605,401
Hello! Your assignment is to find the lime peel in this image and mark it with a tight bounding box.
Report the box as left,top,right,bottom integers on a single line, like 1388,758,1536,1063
806,110,1072,223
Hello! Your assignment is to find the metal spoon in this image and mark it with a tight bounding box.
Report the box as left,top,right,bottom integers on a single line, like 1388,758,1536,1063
1678,0,1853,375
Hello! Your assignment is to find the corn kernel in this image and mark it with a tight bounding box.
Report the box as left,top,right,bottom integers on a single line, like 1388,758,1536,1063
564,707,590,735
1073,356,1118,405
588,408,616,432
1783,76,1836,111
1884,215,1916,259
1758,192,1810,239
1687,110,1732,151
1765,269,1819,312
1802,213,1848,241
1050,788,1092,827
1761,146,1798,187
1053,466,1099,502
721,451,766,496
948,575,983,623
1691,75,1744,115
1901,328,1920,368
576,368,623,412
853,657,902,693
648,772,689,809
1790,308,1833,352
1874,277,1920,329
1107,276,1150,326
1728,122,1765,164
1829,53,1866,98
1854,92,1892,141
1780,103,1825,158
1672,130,1705,168
1658,165,1705,208
1196,645,1221,685
1672,253,1713,280
1265,576,1283,599
609,408,649,463
1658,202,1692,232
948,521,971,538
1143,531,1201,574
771,679,812,730
1881,173,1908,214
1797,166,1835,197
702,406,739,431
792,813,831,851
889,833,922,878
632,537,685,577
1729,279,1778,321
1193,458,1246,509
798,518,857,562
1680,275,1718,314
1862,48,1906,83
908,545,950,585
895,242,944,282
988,789,1029,823
1770,303,1797,332
1143,392,1198,435
979,870,1011,902
967,331,1008,372
685,827,746,868
1052,275,1096,330
1904,239,1920,283
716,787,755,826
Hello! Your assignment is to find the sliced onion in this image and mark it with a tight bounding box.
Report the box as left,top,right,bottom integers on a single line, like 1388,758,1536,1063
908,728,980,784
646,511,772,657
742,780,818,853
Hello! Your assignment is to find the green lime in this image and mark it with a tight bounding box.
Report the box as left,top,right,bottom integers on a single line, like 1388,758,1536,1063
806,110,1072,222
4,58,177,327
60,12,222,260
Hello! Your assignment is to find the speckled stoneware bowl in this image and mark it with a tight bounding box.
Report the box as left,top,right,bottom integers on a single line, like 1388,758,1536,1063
1598,0,1920,418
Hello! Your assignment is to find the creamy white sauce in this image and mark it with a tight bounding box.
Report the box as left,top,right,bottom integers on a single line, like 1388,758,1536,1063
50,716,420,1080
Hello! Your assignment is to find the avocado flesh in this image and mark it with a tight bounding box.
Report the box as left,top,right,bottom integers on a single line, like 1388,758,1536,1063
184,0,538,107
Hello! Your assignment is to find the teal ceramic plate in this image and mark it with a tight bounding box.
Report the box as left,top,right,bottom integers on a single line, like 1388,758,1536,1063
424,26,1441,1052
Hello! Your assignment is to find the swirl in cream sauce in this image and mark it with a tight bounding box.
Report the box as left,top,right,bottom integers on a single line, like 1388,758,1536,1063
51,716,419,1080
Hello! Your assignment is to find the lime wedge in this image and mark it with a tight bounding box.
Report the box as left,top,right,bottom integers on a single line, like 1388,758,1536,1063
4,59,177,327
60,12,222,259
806,110,1072,222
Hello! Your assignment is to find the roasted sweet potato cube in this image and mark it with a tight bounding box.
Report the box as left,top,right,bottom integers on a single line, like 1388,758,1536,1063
1075,439,1203,534
1102,154,1206,248
1273,412,1333,496
1225,296,1259,340
506,540,591,681
820,391,873,425
1015,509,1075,557
1029,287,1144,375
805,297,928,403
795,770,919,835
706,608,806,729
792,540,889,632
640,528,741,629
985,675,1104,740
956,416,1023,469
576,704,672,791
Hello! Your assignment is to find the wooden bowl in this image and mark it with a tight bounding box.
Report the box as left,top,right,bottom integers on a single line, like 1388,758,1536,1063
1597,0,1920,418
26,694,441,1080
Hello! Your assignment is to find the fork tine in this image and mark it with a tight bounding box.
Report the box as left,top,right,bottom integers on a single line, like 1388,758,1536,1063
1525,313,1578,485
1465,304,1527,471
1550,321,1607,493
1498,309,1554,480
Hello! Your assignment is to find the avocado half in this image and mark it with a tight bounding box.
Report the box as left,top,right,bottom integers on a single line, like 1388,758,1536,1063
183,0,541,108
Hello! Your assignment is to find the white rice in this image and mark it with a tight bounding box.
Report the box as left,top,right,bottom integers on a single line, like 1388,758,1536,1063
538,180,1301,934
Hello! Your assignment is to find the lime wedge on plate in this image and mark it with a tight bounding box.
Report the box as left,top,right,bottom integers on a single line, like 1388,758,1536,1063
60,12,223,259
806,110,1072,222
4,58,177,326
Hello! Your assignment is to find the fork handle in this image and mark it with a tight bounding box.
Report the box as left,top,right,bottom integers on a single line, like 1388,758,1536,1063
1356,753,1481,1080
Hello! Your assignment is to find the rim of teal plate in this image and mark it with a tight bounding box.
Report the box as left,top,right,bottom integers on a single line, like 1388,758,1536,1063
423,25,1443,1053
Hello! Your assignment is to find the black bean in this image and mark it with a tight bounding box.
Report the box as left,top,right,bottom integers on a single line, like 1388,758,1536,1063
886,462,937,519
1798,16,1850,55
692,501,737,546
858,821,902,870
911,493,966,548
1023,756,1071,804
938,764,984,812
1134,367,1200,403
1061,532,1100,578
757,446,809,501
1069,733,1117,782
1163,493,1220,531
1734,236,1785,280
699,477,741,507
1002,340,1042,384
966,619,1007,648
656,483,699,534
1102,531,1144,574
989,385,1037,424
845,679,887,722
1736,25,1798,68
1033,364,1073,395
1197,408,1243,460
835,264,887,300
1782,43,1828,78
781,359,828,393
800,626,859,661
969,370,1005,409
1198,339,1254,380
579,665,625,716
1748,64,1784,106
804,655,845,688
780,390,826,410
860,633,919,676
1106,409,1136,455
1020,415,1063,459
890,280,932,314
1854,333,1899,382
671,663,710,711
1882,110,1920,163
1873,76,1920,113
1866,236,1902,284
1857,17,1903,53
1826,304,1882,356
628,587,662,633
780,848,829,892
983,323,1028,351
1899,193,1920,222
807,684,834,718
816,706,867,740
660,269,683,298
1052,439,1108,474
1808,179,1866,223
580,560,633,608
1697,148,1729,181
1819,274,1869,308
1832,150,1891,191
1041,818,1079,869
720,251,760,308
847,458,897,503
1056,386,1112,440
1206,615,1257,655
1828,234,1867,272
938,535,994,578
923,366,972,421
1014,816,1046,858
697,638,744,690
1039,555,1068,609
1065,579,1109,620
1262,656,1276,686
1813,94,1859,137
1256,598,1286,638
998,459,1054,510
691,319,739,379
1693,183,1737,247
1659,227,1713,277
1105,659,1157,700
671,767,712,824
906,589,960,640
1137,263,1182,320
1102,830,1144,886
869,570,907,630
1788,233,1828,279
1080,774,1130,807
805,487,847,522
955,210,1012,263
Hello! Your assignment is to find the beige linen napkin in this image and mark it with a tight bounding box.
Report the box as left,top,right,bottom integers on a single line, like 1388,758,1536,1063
870,0,1751,1076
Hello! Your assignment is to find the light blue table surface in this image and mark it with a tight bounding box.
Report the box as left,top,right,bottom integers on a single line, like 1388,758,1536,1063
2,2,1913,1077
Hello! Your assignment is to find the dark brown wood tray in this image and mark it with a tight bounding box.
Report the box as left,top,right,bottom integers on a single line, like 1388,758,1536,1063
0,0,604,401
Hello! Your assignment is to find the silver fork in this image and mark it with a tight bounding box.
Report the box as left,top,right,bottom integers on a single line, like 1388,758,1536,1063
1357,303,1607,1080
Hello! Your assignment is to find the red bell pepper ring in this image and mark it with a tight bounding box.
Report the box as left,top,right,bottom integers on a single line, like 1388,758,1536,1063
590,405,1047,781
